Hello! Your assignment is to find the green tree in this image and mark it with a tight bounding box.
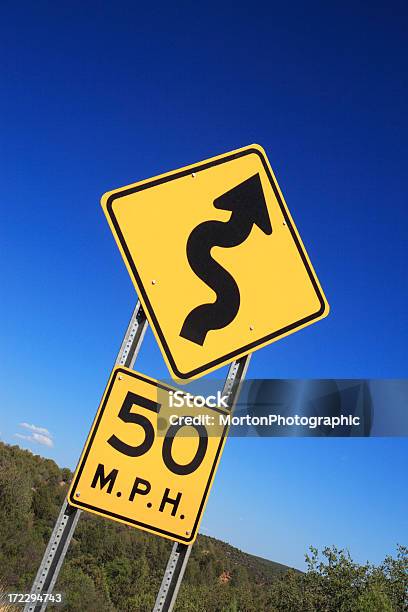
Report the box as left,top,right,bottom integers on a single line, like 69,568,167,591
354,583,394,612
56,561,108,612
381,544,408,611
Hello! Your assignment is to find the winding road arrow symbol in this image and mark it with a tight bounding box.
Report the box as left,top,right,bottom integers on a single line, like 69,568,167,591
180,173,272,345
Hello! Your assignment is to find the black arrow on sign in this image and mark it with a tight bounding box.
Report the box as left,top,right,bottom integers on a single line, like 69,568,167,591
180,173,272,345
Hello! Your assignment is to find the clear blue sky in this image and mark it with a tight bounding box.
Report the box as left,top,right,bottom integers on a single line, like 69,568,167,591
0,1,407,569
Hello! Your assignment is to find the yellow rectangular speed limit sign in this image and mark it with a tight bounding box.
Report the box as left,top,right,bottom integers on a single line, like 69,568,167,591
68,367,227,544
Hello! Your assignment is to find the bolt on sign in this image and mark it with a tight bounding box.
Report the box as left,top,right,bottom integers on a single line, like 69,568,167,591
102,145,329,381
68,368,227,544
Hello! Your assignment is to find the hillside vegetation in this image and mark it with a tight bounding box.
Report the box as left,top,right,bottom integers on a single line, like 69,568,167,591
0,442,406,611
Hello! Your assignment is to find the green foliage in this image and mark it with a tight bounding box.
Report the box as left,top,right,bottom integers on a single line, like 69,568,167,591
0,441,407,612
354,583,394,612
265,545,407,612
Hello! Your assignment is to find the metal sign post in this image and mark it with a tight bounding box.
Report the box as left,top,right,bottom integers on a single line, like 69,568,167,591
153,355,250,612
24,302,148,612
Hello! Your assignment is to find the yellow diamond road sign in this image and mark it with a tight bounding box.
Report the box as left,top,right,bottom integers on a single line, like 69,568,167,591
68,367,227,544
102,144,329,381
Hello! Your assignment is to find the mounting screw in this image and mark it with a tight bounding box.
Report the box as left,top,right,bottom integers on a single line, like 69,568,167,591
283,221,287,226
75,492,80,498
249,325,254,331
191,172,196,178
118,375,123,380
185,530,190,535
152,279,157,285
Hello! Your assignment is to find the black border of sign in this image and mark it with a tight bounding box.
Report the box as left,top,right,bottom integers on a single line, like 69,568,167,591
106,148,326,380
68,368,228,544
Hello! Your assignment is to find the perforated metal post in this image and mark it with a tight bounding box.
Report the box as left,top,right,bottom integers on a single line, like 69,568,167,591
24,302,148,612
153,542,192,612
153,354,251,612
